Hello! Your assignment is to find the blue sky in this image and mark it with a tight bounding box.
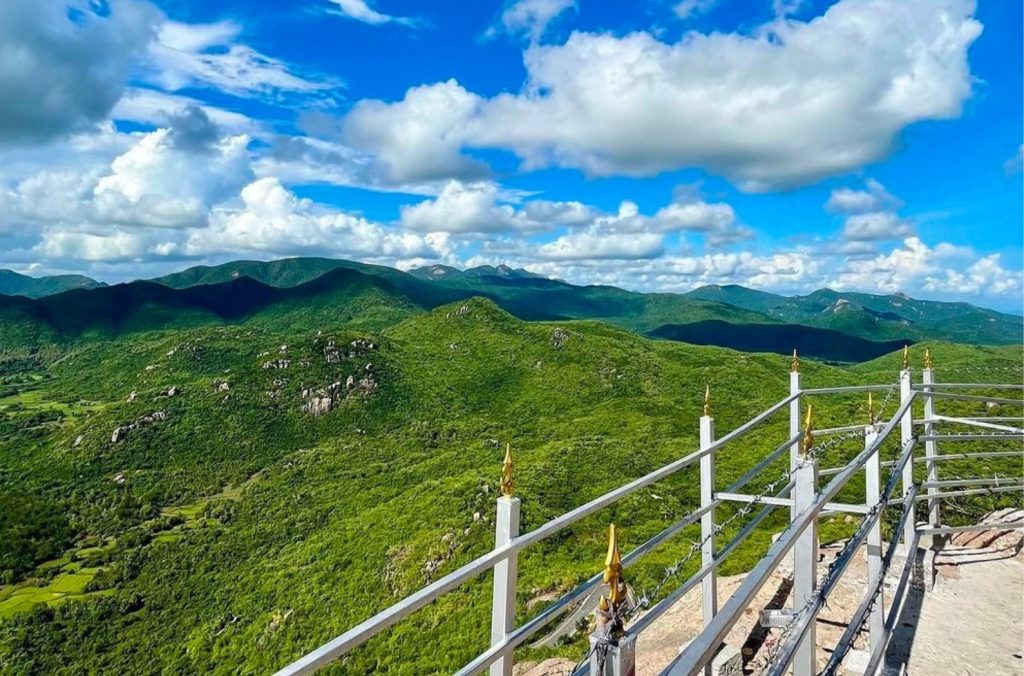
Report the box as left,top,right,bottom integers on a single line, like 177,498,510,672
0,0,1021,311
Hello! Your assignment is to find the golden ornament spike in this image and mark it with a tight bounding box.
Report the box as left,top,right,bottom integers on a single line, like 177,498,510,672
603,524,626,606
704,384,712,417
924,348,934,370
500,443,514,497
901,345,909,371
867,391,875,425
801,403,814,456
791,349,800,373
598,595,609,613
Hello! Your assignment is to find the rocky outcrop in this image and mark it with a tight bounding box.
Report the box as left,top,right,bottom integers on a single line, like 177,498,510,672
261,359,291,370
551,328,570,349
111,411,168,443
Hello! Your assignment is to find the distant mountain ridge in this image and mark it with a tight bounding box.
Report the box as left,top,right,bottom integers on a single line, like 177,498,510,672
1,258,1019,354
0,269,105,298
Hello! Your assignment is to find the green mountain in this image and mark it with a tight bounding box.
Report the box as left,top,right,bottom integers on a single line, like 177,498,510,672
0,269,104,298
684,284,786,313
0,295,1019,673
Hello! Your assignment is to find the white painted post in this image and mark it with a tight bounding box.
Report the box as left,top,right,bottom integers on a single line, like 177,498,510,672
899,366,915,549
863,421,884,653
793,452,819,676
700,402,718,634
922,365,941,528
790,353,802,480
490,495,520,676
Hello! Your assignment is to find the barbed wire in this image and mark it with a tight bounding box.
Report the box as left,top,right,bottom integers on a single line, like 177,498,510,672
804,383,899,462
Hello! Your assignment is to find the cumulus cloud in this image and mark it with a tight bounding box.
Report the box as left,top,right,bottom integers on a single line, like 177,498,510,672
345,0,981,190
536,231,664,260
0,0,158,144
188,177,441,260
840,211,913,242
399,180,589,234
827,178,913,241
324,0,418,26
826,179,902,214
342,80,488,183
487,0,576,42
146,20,338,97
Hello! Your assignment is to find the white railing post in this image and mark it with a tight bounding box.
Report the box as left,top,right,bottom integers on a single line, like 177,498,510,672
793,406,819,676
863,402,884,654
790,350,802,479
922,352,941,528
899,353,915,550
700,386,718,636
490,446,520,676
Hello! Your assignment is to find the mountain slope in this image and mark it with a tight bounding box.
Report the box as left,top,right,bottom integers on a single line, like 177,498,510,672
0,270,104,298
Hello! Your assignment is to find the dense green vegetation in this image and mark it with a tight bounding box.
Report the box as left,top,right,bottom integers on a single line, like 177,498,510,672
0,287,1019,674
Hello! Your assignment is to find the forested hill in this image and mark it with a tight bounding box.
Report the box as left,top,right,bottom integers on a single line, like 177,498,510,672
1,257,1021,354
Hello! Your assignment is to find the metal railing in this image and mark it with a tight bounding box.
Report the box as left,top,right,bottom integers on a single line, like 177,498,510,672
275,351,1024,676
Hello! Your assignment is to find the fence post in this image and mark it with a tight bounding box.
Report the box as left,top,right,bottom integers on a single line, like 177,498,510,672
793,405,819,676
700,386,718,636
922,350,941,528
863,394,884,654
490,445,520,676
589,525,635,676
899,348,915,550
790,350,802,518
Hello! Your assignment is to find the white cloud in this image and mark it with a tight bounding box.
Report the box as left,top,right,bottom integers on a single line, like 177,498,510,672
840,211,913,242
674,0,718,20
343,80,487,184
0,0,158,144
324,0,417,26
188,177,440,260
346,0,981,190
826,179,901,214
146,20,338,97
536,230,664,260
489,0,576,42
831,237,1022,298
398,180,586,234
111,87,260,137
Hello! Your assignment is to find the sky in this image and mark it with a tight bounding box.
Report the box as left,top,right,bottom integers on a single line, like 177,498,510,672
0,0,1021,311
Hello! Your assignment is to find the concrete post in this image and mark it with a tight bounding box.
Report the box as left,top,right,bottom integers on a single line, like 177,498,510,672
899,368,915,549
863,422,884,654
700,411,718,633
490,495,520,676
793,455,819,676
922,367,941,528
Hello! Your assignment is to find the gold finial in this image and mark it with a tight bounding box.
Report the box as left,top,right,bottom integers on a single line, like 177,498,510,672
791,349,800,373
867,391,875,425
901,345,909,371
924,348,933,370
703,384,712,417
801,404,814,456
603,524,626,607
500,443,514,497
